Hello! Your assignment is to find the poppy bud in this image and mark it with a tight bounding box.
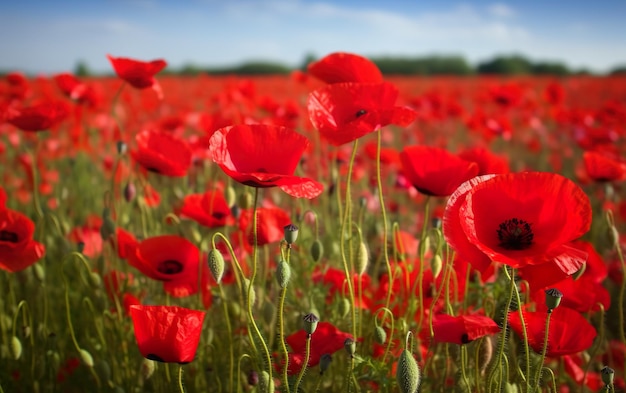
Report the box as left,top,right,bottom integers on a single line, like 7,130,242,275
225,186,236,207
47,350,61,372
124,182,136,202
339,298,351,318
100,216,116,241
320,354,332,375
89,272,102,288
33,263,45,282
116,141,127,155
375,326,387,345
79,348,94,367
608,225,619,249
258,370,274,393
243,278,256,307
344,338,356,358
11,336,22,360
96,360,112,383
356,241,369,275
276,259,291,288
544,288,563,313
430,254,442,279
396,349,420,393
141,358,156,381
208,249,225,284
283,224,299,245
239,191,253,209
504,382,519,393
303,313,319,335
601,366,615,386
310,239,324,262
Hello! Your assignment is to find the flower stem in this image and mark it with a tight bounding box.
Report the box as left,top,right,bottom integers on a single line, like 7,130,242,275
533,311,552,392
375,128,394,313
178,365,185,393
294,334,312,393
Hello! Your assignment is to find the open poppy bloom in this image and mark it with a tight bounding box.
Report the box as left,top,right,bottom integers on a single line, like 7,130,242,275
400,146,479,197
6,101,69,132
444,173,592,289
238,206,291,247
175,189,231,228
284,322,353,375
308,81,416,146
107,55,167,98
208,124,323,199
130,130,192,177
127,235,207,298
130,305,205,363
508,305,596,357
307,52,383,84
0,207,46,272
583,150,626,182
432,313,500,345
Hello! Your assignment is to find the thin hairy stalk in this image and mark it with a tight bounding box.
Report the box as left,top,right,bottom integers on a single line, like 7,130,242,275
294,334,312,393
533,312,552,392
375,128,394,312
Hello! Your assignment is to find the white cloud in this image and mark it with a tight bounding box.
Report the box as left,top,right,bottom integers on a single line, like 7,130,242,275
487,3,516,18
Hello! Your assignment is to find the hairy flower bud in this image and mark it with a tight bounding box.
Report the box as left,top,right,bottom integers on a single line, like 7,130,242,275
208,249,225,284
276,259,291,288
396,349,420,393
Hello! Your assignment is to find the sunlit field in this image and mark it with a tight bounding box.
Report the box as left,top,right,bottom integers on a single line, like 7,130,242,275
1,54,625,393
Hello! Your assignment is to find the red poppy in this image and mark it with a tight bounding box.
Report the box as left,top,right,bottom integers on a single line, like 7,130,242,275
432,314,500,345
562,354,603,391
238,206,291,247
208,124,323,199
308,82,416,146
400,146,479,197
0,207,46,273
106,54,167,90
176,190,231,228
5,101,69,132
458,147,510,175
307,52,383,84
114,228,139,259
130,305,205,363
127,235,207,298
53,73,97,106
285,322,353,375
443,173,591,285
508,305,596,357
130,130,192,177
583,150,626,182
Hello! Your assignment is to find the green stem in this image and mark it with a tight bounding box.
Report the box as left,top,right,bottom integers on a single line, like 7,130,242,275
178,365,185,393
460,345,471,391
218,284,235,393
294,334,312,393
375,128,394,313
533,312,552,392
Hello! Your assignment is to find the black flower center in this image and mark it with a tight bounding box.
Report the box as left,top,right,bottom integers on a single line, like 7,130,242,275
0,230,19,243
355,109,367,118
157,260,184,275
146,353,164,362
497,218,534,250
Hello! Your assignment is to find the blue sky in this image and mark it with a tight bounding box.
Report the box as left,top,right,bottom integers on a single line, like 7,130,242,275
1,0,625,74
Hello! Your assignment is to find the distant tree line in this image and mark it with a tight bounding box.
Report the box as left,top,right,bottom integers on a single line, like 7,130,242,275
174,54,624,76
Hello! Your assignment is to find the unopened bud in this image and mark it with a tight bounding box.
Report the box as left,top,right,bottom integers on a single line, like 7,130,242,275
89,272,102,288
276,260,291,288
601,366,615,386
375,326,387,345
356,241,369,275
238,191,253,209
33,263,45,282
11,336,22,360
339,298,351,318
430,255,443,279
258,370,274,393
247,369,259,386
310,239,324,262
141,358,156,381
116,141,127,155
208,249,225,284
320,354,332,375
124,182,136,202
79,348,94,367
396,349,420,393
344,338,356,358
243,278,256,307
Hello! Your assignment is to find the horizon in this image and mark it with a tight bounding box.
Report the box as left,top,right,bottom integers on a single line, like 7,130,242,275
2,0,625,75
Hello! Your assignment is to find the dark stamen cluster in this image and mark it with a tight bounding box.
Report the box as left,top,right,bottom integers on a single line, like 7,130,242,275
157,260,184,274
497,218,534,250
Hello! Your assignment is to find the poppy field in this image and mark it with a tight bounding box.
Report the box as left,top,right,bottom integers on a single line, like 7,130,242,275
1,53,626,393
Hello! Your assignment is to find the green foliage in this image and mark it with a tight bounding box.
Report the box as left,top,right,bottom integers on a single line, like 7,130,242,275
372,55,473,75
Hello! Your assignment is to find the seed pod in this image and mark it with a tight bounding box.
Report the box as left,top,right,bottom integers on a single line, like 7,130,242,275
544,288,563,313
276,260,291,289
79,348,94,367
303,313,320,335
208,249,225,284
344,338,356,358
283,224,299,245
396,349,420,393
310,239,324,262
11,336,22,360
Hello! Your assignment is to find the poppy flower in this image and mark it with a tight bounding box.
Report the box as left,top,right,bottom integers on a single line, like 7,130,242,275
308,82,416,146
458,147,510,175
583,150,626,182
106,54,167,92
238,206,291,247
0,207,46,273
307,52,383,84
508,305,596,357
130,305,205,363
175,190,231,228
53,73,97,106
443,173,591,285
400,146,480,197
432,314,500,345
6,101,69,132
127,235,207,298
208,124,323,199
130,130,192,177
285,321,353,375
